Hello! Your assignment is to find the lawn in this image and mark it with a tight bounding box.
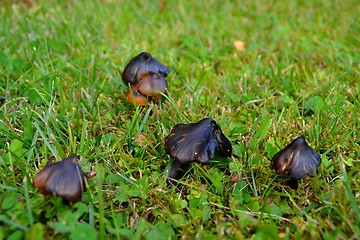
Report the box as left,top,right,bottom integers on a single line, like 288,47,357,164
0,0,359,239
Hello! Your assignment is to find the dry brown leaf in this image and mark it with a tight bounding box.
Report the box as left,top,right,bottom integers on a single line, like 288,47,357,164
234,40,246,51
134,134,153,146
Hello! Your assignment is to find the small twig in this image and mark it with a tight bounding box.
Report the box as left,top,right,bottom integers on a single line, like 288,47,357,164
284,189,319,224
209,202,292,223
128,197,139,230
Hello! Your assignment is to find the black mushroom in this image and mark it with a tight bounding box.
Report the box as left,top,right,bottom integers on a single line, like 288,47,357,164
137,72,167,99
165,118,232,185
270,136,321,188
122,52,169,105
33,155,90,202
122,52,169,85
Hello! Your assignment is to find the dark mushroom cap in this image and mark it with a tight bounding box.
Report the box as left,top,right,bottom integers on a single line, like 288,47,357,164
165,118,232,165
33,155,86,202
125,85,149,106
137,72,167,99
122,52,170,85
271,136,321,180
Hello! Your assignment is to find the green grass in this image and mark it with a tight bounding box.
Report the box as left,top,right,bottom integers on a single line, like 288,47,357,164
0,0,359,239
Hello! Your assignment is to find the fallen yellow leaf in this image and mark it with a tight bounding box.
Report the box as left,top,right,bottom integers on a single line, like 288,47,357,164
234,40,246,51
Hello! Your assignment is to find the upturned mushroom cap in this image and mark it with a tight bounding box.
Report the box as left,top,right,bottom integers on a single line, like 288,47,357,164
271,136,321,180
125,86,149,106
137,72,167,99
122,52,170,85
33,155,86,202
165,118,232,164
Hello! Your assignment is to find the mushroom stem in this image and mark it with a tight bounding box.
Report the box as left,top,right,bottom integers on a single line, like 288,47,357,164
167,160,189,186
